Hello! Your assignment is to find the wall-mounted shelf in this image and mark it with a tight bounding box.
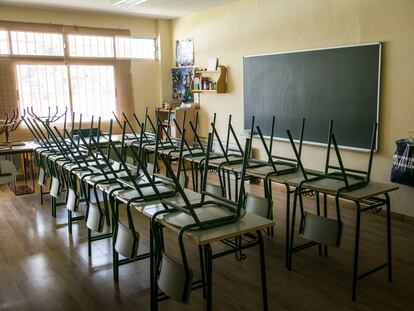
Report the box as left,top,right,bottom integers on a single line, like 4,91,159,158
191,65,227,94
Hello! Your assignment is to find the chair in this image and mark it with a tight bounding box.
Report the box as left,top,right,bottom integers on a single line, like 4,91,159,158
245,194,269,218
287,121,377,268
149,131,252,304
75,130,125,258
104,124,177,281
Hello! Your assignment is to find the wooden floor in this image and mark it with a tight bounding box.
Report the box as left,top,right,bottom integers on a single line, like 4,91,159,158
0,180,413,311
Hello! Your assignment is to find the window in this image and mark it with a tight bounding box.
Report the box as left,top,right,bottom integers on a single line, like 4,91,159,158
70,65,116,120
16,64,70,116
10,31,64,56
0,30,9,54
68,34,114,58
1,22,138,127
115,37,156,59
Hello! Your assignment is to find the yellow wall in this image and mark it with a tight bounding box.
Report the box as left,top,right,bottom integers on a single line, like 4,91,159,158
0,5,169,115
171,0,414,216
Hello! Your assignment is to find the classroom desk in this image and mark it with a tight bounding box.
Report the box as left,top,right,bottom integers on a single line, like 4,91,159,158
76,155,274,310
138,199,274,311
36,137,400,301
244,166,399,300
0,141,39,155
288,179,398,300
0,141,39,195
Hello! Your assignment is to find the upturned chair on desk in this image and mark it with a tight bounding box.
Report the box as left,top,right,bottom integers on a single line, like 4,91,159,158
146,130,270,311
104,122,180,282
287,121,381,300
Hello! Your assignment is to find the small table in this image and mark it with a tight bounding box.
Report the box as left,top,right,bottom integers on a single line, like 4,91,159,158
0,141,38,195
138,200,274,311
288,179,398,300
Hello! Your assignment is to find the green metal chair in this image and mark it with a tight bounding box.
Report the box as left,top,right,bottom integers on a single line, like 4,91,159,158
150,130,252,304
287,121,377,268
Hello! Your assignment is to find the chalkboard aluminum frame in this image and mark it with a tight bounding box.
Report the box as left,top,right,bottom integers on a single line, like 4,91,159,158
243,42,382,152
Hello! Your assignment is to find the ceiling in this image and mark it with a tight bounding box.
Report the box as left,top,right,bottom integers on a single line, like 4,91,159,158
0,0,239,19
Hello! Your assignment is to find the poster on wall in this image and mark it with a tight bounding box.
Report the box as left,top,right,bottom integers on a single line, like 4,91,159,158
172,66,194,102
175,39,194,67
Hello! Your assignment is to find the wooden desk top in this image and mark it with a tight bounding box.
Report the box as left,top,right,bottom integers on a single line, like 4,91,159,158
328,181,399,201
37,136,399,203
184,213,274,245
269,171,399,201
246,164,296,178
141,203,274,245
134,188,274,245
0,141,39,155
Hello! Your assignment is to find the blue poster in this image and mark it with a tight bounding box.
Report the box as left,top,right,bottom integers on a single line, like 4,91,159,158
172,67,194,102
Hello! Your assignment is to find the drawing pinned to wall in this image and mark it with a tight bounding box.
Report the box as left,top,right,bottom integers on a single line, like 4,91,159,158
176,39,194,67
172,66,194,102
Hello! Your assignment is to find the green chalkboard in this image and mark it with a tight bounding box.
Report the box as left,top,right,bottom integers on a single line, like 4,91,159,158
243,43,381,151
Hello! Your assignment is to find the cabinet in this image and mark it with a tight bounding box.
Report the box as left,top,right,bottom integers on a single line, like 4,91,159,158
156,108,197,145
191,65,227,94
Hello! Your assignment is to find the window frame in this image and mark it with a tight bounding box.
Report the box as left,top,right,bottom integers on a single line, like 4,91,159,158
67,61,118,121
0,29,10,56
14,61,72,119
0,20,150,133
66,33,116,59
114,36,158,60
9,30,66,58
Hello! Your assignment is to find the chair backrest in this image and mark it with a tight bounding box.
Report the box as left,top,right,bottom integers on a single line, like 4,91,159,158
210,114,247,161
325,122,378,186
245,194,269,218
107,134,176,202
257,117,305,174
158,131,252,229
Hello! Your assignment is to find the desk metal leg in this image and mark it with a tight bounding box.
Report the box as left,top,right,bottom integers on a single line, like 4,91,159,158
68,210,72,235
40,185,44,204
385,193,392,282
199,245,207,299
190,161,197,191
323,193,328,256
52,196,56,217
234,172,239,202
268,178,274,236
204,244,213,311
149,220,157,311
352,201,361,301
227,170,232,201
195,163,199,192
288,190,298,270
88,228,92,257
316,192,323,256
283,184,291,267
257,230,268,311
